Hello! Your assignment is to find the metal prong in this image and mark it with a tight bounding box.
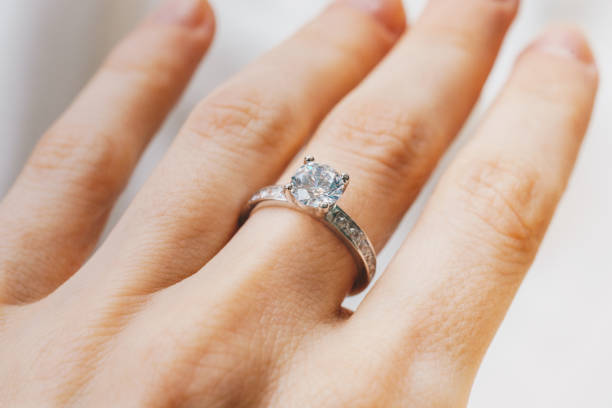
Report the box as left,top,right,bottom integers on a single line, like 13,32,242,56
304,155,315,164
341,173,350,191
283,183,300,206
316,201,331,217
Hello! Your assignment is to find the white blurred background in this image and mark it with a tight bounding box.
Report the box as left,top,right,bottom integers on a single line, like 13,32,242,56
0,0,610,406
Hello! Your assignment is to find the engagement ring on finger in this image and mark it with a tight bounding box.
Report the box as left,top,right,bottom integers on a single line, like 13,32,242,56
240,156,376,294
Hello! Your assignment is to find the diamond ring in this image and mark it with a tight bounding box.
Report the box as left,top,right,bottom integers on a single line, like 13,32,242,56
240,156,376,294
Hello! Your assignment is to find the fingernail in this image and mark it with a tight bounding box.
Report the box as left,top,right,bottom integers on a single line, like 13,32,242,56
153,0,211,28
531,27,595,64
336,0,407,36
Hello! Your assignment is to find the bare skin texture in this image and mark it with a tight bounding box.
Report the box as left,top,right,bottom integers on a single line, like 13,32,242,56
0,0,599,406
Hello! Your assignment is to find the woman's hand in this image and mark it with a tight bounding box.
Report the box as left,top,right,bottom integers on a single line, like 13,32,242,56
0,0,598,406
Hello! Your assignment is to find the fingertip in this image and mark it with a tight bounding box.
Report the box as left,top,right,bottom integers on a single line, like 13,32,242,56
335,0,407,37
152,0,215,30
528,25,597,68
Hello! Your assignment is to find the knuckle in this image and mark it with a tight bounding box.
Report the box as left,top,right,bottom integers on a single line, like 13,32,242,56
326,102,441,178
452,155,556,255
422,0,517,54
299,13,390,77
102,57,177,97
185,86,301,156
136,282,301,406
145,331,249,404
28,126,130,204
511,68,597,126
102,26,209,95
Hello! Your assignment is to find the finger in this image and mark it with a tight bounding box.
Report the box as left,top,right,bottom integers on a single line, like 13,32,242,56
76,0,406,295
0,0,215,303
354,27,598,400
203,0,519,315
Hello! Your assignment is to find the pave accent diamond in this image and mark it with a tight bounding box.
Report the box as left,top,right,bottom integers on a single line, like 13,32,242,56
290,162,346,208
325,205,376,289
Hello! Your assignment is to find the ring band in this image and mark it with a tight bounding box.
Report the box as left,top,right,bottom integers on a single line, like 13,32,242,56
239,156,376,294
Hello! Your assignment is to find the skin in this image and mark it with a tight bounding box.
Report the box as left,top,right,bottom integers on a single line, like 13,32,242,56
0,0,599,406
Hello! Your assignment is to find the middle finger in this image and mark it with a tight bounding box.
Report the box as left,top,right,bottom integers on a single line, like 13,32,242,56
65,0,405,297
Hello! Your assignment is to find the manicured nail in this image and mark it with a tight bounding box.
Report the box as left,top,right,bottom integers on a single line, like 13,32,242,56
153,0,211,27
336,0,406,36
531,27,595,64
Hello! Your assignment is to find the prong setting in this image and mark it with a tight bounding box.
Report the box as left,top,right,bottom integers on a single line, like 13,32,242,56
283,183,299,206
289,160,346,212
341,172,350,191
315,202,331,216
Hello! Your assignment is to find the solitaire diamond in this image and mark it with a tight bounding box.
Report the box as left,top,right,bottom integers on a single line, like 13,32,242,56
290,162,346,208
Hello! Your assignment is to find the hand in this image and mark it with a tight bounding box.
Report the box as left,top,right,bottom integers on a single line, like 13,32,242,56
0,0,598,406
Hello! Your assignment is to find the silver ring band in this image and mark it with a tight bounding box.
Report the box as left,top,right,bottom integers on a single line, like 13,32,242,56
239,158,376,294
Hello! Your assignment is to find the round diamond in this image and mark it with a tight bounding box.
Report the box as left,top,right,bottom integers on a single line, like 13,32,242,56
290,162,346,207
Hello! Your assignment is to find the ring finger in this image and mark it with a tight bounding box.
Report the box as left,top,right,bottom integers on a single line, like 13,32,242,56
198,0,520,313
